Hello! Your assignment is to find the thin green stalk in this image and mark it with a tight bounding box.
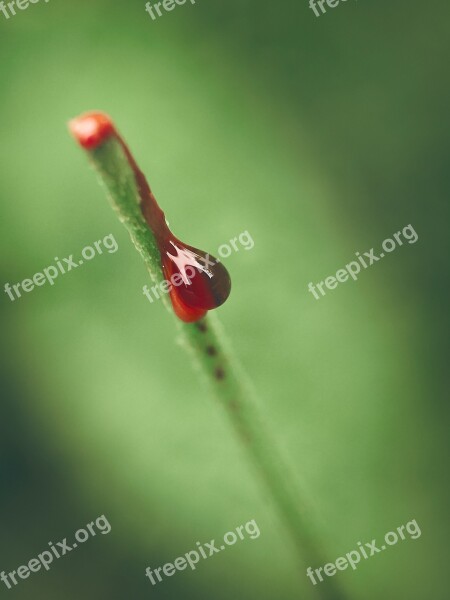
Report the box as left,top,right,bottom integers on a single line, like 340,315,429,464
73,132,347,600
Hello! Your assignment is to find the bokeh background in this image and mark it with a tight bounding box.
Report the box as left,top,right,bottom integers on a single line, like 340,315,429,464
0,1,448,598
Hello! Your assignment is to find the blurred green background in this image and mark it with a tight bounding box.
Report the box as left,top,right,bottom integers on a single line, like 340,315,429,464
0,0,448,598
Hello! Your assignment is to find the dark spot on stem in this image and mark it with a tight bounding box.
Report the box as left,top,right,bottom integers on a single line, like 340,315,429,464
206,345,217,356
196,321,207,333
215,367,225,380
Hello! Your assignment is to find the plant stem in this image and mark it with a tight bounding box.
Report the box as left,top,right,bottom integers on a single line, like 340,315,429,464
71,128,347,600
183,314,346,600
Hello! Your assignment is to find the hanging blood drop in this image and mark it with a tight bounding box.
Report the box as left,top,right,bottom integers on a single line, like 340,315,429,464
160,237,231,322
69,112,232,323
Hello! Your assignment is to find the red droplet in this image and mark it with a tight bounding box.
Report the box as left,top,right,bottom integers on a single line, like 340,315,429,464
167,286,207,323
70,112,232,322
161,237,231,321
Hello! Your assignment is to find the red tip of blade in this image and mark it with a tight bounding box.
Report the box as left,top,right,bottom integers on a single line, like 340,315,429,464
69,111,115,150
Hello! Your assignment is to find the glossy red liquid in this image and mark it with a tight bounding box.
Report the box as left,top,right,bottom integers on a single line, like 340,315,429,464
160,237,231,322
70,112,231,322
